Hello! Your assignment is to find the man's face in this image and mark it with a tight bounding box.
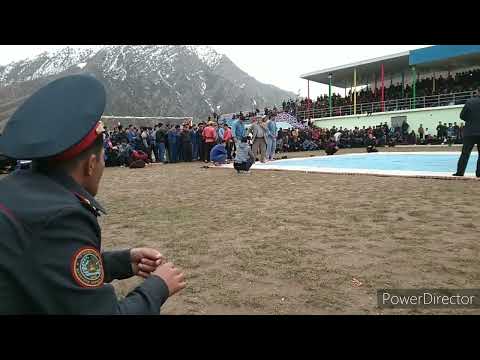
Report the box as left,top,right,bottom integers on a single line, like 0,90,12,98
85,147,105,197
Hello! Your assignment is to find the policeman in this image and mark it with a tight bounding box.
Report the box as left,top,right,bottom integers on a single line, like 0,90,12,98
0,74,186,314
453,89,480,177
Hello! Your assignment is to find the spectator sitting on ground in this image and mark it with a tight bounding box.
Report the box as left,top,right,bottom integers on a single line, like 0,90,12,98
325,138,339,155
210,140,228,166
333,129,342,144
117,140,134,166
234,136,256,174
366,133,378,153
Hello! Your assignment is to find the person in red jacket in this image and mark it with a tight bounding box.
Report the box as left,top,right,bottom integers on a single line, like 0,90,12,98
202,121,217,162
223,123,233,159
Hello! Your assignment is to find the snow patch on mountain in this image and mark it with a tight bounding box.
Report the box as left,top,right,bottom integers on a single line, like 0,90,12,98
186,45,223,70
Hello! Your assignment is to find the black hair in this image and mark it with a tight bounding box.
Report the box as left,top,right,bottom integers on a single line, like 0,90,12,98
33,136,104,174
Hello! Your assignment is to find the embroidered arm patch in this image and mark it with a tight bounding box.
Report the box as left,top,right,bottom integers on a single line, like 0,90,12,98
71,247,105,288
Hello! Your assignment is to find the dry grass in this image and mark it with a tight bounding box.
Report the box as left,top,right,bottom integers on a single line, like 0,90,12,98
97,146,480,314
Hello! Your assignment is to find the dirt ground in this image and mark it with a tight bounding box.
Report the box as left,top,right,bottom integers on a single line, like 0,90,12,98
96,145,480,315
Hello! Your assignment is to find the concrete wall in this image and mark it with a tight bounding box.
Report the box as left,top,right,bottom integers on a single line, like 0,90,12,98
101,116,193,129
312,105,464,134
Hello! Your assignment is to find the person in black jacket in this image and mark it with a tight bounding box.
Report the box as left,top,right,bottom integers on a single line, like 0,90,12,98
0,74,186,314
453,89,480,177
113,125,129,145
198,122,206,162
155,123,166,163
180,125,193,162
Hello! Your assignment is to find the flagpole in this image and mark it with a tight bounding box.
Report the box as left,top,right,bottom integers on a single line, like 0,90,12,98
433,72,436,94
381,63,384,112
328,74,333,116
401,71,405,98
353,68,357,115
307,80,310,121
412,66,416,109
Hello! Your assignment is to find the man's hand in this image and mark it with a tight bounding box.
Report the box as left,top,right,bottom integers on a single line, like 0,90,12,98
152,262,186,296
130,248,165,278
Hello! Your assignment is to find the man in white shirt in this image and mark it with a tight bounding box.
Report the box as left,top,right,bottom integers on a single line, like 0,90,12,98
334,131,342,144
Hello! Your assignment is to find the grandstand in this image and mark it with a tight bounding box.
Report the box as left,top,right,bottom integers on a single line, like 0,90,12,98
299,45,480,131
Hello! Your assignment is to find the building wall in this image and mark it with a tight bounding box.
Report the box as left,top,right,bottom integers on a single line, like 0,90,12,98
313,105,464,133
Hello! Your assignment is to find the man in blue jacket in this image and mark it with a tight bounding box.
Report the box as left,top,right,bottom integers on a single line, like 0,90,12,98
191,124,200,161
266,115,277,161
210,140,228,165
231,116,246,149
167,126,178,163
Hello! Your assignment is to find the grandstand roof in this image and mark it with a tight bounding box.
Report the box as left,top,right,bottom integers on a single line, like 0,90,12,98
301,45,480,88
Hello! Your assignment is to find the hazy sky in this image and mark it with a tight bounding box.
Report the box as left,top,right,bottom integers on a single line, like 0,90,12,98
0,45,429,98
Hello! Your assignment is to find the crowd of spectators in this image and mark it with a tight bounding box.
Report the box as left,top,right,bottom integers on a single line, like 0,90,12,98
281,68,480,119
102,117,232,167
0,115,469,174
276,120,466,154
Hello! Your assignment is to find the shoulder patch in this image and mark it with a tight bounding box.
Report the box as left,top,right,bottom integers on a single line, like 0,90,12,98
71,247,104,288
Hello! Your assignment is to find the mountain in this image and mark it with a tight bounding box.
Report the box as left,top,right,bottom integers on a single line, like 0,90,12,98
0,45,296,130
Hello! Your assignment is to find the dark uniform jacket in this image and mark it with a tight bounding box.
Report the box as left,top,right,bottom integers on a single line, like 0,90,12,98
460,96,480,137
0,169,169,314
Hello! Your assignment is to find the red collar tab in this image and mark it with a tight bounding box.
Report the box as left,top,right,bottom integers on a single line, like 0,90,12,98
74,192,100,217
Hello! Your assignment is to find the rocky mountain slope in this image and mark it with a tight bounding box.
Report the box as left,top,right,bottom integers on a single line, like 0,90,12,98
0,45,295,130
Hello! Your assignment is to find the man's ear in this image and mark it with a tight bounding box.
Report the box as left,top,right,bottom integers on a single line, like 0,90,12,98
85,153,98,176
